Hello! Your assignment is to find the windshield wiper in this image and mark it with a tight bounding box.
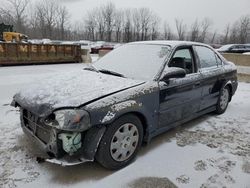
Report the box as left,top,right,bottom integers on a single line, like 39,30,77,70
83,65,99,73
98,69,125,78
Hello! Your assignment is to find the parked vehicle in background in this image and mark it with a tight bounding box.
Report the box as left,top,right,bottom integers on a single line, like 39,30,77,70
100,43,115,50
217,44,250,54
78,40,92,51
91,42,122,54
90,41,106,54
11,41,238,170
243,52,250,55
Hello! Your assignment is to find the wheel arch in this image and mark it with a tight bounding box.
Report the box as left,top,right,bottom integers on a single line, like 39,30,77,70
111,111,150,142
87,111,150,162
224,82,233,102
94,112,146,169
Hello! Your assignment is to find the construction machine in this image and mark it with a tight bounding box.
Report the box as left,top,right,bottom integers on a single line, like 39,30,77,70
2,32,28,42
0,23,28,42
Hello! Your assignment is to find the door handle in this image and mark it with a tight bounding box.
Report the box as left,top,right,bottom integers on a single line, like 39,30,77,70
194,82,201,88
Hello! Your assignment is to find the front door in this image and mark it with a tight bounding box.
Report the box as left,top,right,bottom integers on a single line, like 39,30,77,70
158,47,203,128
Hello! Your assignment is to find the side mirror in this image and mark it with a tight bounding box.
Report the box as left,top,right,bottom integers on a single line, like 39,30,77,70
160,67,186,81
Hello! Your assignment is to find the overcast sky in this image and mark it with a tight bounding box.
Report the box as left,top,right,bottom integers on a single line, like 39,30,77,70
58,0,250,33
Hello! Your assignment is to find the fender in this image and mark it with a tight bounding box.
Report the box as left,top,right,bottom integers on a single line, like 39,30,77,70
84,82,160,142
81,126,106,160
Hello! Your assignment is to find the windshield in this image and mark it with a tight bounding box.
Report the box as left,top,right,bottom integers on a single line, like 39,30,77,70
94,44,171,80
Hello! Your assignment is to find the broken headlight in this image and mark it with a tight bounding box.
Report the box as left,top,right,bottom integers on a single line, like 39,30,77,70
45,109,90,131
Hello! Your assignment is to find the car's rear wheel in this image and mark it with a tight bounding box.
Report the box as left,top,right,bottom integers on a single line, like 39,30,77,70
95,114,143,170
215,85,230,114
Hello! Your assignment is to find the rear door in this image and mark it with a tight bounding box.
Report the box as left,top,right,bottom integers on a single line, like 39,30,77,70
193,45,224,111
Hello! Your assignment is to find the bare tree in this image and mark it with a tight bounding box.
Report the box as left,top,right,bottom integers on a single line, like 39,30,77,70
95,7,105,41
221,24,230,44
0,8,14,25
210,30,217,44
84,11,96,41
71,21,85,40
3,0,250,44
190,19,200,41
132,9,141,41
57,6,70,40
163,21,174,40
114,10,124,42
34,0,60,38
238,15,250,43
102,2,116,42
229,22,239,43
139,8,152,40
26,4,39,38
150,14,160,40
198,18,212,42
175,18,186,40
123,9,132,42
1,0,30,33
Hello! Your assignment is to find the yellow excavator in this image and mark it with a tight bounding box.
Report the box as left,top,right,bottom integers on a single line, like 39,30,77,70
3,32,28,42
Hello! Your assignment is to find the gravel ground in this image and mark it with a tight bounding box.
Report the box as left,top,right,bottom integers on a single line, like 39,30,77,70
0,64,249,188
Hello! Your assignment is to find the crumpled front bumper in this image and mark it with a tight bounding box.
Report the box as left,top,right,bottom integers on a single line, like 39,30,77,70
21,121,92,166
45,156,91,166
20,108,106,166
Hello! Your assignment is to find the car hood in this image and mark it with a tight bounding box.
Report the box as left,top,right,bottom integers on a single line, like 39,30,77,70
12,69,144,117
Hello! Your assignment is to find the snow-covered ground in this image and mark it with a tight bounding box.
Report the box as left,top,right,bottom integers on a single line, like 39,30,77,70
0,63,250,188
237,66,250,75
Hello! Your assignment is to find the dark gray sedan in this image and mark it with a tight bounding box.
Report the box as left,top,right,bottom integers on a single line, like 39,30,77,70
11,41,238,169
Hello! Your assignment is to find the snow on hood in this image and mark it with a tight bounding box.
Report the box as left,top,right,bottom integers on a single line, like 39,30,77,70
13,69,144,116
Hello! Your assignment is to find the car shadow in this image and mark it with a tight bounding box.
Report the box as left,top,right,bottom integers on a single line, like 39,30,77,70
42,162,113,185
138,113,212,157
17,133,113,185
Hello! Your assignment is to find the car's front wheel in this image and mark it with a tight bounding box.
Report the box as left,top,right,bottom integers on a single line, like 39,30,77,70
95,114,143,170
215,85,230,114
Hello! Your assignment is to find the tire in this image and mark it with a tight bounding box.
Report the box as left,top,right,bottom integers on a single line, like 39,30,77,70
95,114,143,170
215,85,230,114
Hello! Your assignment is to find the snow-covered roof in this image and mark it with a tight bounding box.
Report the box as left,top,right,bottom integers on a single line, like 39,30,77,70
130,40,210,48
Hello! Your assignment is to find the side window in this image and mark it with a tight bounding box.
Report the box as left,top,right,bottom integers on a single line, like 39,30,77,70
169,48,195,74
215,54,223,66
232,45,245,51
194,46,217,68
237,45,245,49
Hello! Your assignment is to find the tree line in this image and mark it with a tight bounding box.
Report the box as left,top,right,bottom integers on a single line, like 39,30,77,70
0,0,249,44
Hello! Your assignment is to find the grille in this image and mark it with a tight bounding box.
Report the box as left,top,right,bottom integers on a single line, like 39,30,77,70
22,109,51,144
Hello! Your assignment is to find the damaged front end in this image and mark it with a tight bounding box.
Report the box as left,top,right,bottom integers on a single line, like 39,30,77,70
19,107,106,166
